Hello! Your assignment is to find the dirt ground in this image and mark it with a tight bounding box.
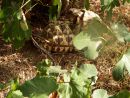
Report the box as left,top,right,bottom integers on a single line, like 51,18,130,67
0,0,130,97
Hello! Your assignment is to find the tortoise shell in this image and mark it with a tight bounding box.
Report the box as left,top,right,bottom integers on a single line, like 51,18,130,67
32,8,100,53
32,21,75,52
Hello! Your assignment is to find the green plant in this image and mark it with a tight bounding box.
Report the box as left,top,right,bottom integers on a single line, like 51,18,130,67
7,60,98,98
1,0,130,98
49,0,62,21
92,89,130,98
100,0,130,19
0,0,31,48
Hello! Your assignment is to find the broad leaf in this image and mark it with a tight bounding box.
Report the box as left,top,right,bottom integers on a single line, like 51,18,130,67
122,49,130,74
112,49,130,81
79,64,98,79
19,77,58,98
73,29,103,59
7,90,24,98
37,59,53,76
0,83,4,90
37,59,67,76
111,23,130,42
109,90,130,98
112,60,125,81
73,18,113,59
58,64,98,98
47,66,67,75
92,89,108,98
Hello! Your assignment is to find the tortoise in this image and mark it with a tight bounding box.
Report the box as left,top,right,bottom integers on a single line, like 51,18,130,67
32,21,75,53
32,8,100,53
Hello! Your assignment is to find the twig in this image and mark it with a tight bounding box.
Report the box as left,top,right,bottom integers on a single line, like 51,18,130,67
31,36,56,65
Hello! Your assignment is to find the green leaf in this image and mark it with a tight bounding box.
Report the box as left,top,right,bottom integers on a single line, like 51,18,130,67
84,0,90,10
58,64,97,98
109,90,130,98
49,5,58,21
53,0,62,16
37,59,67,76
49,0,62,20
0,10,5,21
112,60,125,81
6,79,20,98
1,1,31,49
111,23,130,42
83,39,102,59
0,83,4,90
122,49,130,74
100,0,112,11
47,66,67,76
92,89,109,98
124,0,130,3
10,78,20,91
73,18,115,59
73,31,102,59
19,76,58,98
100,0,113,6
112,49,130,81
37,59,52,76
7,90,24,98
100,0,120,19
79,64,98,79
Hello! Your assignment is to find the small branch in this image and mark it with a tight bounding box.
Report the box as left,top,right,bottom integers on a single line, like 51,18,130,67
25,3,38,15
31,36,56,65
20,0,31,9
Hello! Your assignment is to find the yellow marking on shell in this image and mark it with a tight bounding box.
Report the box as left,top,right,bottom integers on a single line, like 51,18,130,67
45,39,50,43
54,46,58,52
48,45,52,51
53,35,59,44
69,47,74,52
63,37,68,45
43,43,48,50
68,34,74,45
59,47,65,52
55,26,62,35
35,21,75,52
64,47,70,52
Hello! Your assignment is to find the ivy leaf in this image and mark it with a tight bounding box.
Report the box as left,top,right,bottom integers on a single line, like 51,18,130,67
112,49,130,81
109,90,130,98
112,60,125,81
36,59,52,76
7,90,24,98
122,49,130,74
92,89,109,98
37,59,67,76
73,17,115,60
19,77,58,98
73,29,102,60
58,64,98,98
111,23,130,42
79,64,98,79
47,66,67,76
83,39,102,59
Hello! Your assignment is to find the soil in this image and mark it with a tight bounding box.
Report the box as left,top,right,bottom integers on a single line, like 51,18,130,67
0,0,130,97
